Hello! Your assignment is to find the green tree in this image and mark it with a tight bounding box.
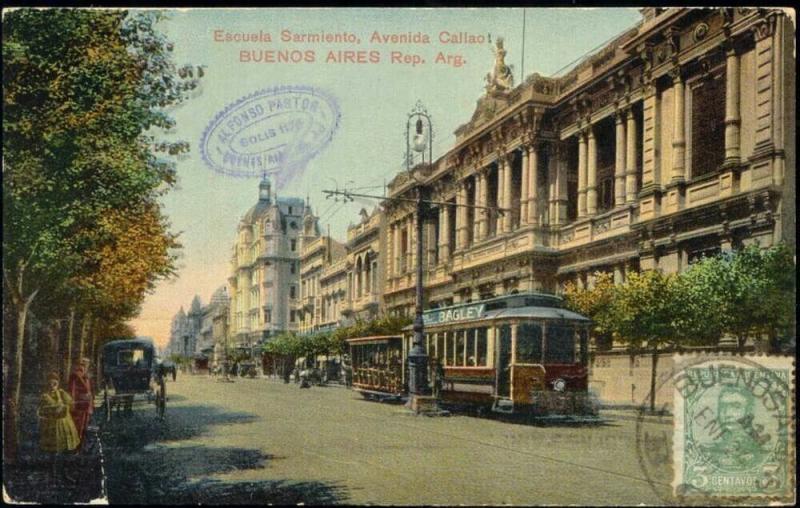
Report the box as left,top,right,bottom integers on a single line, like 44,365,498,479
723,244,795,352
3,9,199,459
563,272,616,348
606,270,681,412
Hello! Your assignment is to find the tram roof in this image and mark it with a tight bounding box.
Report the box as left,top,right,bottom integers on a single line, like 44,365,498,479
404,305,591,331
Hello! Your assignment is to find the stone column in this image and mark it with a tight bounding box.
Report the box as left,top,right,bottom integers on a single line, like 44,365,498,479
502,155,513,232
625,109,638,204
724,45,741,164
528,145,539,225
586,126,598,215
577,131,587,217
555,144,569,225
671,71,686,182
520,147,529,224
479,170,489,239
614,111,626,206
496,162,505,233
473,174,482,241
438,203,450,261
456,183,467,250
426,220,437,267
392,223,401,276
548,145,557,225
640,84,659,189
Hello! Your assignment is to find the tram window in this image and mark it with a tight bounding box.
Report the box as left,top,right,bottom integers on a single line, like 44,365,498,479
466,328,477,366
546,324,576,364
517,322,543,364
455,331,466,367
476,328,488,366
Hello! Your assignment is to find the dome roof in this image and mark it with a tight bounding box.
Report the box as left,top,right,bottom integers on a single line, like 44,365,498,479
242,200,271,224
210,285,230,306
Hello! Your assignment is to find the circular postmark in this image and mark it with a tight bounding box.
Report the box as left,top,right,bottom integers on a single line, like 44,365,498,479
200,85,340,183
634,354,794,505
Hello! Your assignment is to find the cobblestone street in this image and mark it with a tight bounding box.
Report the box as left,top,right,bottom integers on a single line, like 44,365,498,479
99,374,672,505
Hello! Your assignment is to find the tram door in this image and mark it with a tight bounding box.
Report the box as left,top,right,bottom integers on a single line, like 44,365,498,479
496,325,512,398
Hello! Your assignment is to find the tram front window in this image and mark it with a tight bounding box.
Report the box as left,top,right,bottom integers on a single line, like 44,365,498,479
517,322,543,363
545,323,576,364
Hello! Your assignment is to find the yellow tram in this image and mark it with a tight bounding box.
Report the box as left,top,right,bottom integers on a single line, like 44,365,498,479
347,293,596,416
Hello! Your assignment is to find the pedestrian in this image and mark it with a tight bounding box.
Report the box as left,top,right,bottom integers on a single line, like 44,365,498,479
67,358,93,450
433,357,444,398
171,365,177,382
38,372,80,482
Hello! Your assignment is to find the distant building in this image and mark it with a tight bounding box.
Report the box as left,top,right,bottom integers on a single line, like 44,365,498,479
228,176,305,352
167,307,189,358
293,203,345,334
344,207,386,321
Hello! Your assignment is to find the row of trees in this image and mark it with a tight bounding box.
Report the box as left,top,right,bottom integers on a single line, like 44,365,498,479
263,314,412,360
3,10,201,460
562,243,796,411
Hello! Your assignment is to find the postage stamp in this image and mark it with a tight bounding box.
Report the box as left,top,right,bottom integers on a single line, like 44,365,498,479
199,85,340,183
672,355,795,499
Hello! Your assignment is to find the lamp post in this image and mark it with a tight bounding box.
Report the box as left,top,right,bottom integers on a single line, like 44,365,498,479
405,102,433,401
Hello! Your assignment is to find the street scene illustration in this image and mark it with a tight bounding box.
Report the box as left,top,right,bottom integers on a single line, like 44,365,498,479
2,6,796,506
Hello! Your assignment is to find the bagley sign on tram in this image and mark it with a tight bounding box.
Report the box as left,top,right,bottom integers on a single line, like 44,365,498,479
423,304,486,326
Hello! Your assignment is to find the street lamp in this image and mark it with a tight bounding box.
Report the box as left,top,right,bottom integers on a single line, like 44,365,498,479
405,102,434,405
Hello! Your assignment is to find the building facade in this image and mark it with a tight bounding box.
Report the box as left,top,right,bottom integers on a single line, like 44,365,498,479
380,7,794,406
228,176,306,350
344,207,386,322
293,204,346,334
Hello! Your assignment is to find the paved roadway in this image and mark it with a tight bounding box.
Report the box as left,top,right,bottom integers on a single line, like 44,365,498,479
100,374,674,505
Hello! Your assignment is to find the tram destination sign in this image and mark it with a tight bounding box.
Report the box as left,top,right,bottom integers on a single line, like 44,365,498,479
423,303,486,326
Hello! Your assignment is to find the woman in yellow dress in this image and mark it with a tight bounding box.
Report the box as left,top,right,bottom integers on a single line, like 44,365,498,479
38,372,80,481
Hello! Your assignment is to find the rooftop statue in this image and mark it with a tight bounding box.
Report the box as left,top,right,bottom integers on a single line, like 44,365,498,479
485,37,514,95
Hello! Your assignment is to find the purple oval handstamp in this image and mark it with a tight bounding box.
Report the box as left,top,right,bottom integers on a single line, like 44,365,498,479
200,85,340,184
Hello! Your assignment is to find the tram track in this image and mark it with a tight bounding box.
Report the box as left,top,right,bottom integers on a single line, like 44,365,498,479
301,392,672,490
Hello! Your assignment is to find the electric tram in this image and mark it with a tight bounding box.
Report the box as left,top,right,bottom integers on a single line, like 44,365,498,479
347,293,596,415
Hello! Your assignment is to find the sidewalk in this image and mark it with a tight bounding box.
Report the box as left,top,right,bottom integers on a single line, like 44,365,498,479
599,407,673,425
2,393,106,504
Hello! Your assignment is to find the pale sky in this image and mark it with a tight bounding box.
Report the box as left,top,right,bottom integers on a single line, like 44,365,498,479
128,7,642,348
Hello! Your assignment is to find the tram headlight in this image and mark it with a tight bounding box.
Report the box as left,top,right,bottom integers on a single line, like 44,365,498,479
552,378,567,392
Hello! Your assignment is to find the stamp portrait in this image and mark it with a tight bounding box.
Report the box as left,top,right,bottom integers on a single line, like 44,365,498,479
673,355,794,499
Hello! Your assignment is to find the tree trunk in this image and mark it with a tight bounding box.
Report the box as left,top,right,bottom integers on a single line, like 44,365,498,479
649,345,659,413
78,313,92,362
64,307,76,380
737,334,747,353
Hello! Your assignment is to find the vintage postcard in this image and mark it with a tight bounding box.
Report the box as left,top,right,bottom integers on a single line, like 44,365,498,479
2,6,796,506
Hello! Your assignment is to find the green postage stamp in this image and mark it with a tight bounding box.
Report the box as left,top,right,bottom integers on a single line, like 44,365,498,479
673,355,795,499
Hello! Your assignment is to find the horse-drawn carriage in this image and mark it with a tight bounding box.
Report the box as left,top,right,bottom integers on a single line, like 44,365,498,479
100,338,166,421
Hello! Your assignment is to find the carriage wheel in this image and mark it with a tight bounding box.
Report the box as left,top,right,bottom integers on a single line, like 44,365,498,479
104,384,111,422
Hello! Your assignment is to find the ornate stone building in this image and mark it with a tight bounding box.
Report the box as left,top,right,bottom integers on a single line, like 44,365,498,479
293,203,346,334
381,8,794,405
343,207,386,322
292,206,388,334
228,176,306,351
